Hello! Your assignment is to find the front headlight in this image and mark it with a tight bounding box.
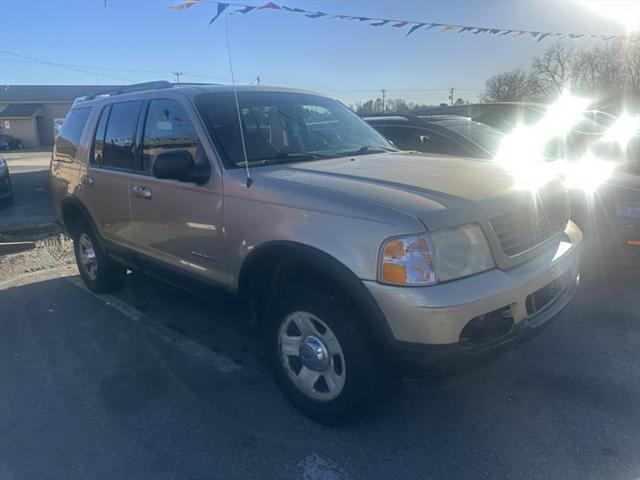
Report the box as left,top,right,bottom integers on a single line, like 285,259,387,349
379,224,494,286
430,224,494,282
0,155,7,174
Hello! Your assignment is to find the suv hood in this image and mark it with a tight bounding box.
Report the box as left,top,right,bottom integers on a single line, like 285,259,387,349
264,152,560,230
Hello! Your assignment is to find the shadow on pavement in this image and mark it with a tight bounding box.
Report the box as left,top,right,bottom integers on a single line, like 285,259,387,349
1,270,639,480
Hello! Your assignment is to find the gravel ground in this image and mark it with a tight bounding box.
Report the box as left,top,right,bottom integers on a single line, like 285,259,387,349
0,234,75,284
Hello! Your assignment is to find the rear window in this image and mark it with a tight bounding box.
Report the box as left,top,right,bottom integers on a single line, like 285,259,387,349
55,107,91,160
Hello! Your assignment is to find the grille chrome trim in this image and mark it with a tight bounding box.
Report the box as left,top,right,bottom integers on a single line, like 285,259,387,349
490,191,569,257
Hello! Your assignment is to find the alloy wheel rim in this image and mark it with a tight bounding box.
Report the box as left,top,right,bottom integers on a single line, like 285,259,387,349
78,233,98,281
278,311,346,401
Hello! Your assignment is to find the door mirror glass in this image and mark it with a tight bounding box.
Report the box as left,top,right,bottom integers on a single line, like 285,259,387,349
152,150,193,181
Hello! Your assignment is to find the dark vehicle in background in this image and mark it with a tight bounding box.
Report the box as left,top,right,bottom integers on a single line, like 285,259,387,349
375,106,640,267
421,102,547,132
362,114,504,160
0,154,14,204
0,134,24,151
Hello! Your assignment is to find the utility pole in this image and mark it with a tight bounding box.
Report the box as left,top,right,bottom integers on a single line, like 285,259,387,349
256,75,261,86
381,89,387,113
173,72,183,84
449,87,455,106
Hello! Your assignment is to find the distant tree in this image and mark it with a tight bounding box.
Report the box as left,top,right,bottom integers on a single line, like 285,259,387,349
454,98,466,105
481,69,540,102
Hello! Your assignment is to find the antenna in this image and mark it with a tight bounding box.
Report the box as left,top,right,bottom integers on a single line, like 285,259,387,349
224,11,252,188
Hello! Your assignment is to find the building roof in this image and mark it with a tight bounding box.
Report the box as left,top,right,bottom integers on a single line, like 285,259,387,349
0,85,122,103
0,103,43,118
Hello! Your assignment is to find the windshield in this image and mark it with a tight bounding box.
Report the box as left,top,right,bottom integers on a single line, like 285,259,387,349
436,119,505,156
195,91,394,168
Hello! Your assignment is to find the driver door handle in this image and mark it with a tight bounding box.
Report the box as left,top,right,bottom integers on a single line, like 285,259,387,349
132,185,152,200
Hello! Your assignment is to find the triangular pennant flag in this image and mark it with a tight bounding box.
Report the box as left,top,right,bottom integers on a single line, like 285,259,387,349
392,21,409,28
407,23,426,35
281,6,307,13
209,2,228,25
569,33,584,38
305,11,327,18
258,2,281,10
458,26,474,33
425,23,441,30
371,20,391,27
169,0,198,11
498,30,513,36
351,17,371,21
331,15,351,20
440,25,459,33
514,31,527,36
529,32,541,38
537,32,551,42
489,28,501,34
234,5,256,14
473,28,489,34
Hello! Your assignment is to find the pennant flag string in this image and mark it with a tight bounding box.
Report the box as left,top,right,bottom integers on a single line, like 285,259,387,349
169,0,637,42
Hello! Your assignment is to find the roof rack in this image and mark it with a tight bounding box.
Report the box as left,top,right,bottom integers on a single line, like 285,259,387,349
73,80,173,104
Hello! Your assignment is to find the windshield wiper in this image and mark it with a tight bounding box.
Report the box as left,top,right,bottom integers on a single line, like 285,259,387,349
245,152,330,166
336,145,397,157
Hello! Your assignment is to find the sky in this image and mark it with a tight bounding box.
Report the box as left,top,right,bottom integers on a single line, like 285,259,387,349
0,0,634,105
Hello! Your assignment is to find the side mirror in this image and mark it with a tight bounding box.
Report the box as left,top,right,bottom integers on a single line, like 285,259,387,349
152,150,193,181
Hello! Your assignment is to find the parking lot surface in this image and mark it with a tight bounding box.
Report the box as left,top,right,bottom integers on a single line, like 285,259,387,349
1,234,639,479
1,149,56,233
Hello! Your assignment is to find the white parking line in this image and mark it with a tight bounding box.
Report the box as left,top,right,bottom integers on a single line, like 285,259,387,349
67,277,242,374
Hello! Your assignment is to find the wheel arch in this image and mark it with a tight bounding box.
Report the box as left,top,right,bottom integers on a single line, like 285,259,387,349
238,241,393,345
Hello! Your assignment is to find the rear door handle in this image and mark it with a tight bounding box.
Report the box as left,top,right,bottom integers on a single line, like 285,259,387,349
80,175,94,186
132,185,152,200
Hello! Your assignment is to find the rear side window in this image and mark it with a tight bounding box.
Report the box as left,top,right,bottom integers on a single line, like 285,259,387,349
102,101,142,170
55,107,91,160
91,105,110,166
142,99,198,173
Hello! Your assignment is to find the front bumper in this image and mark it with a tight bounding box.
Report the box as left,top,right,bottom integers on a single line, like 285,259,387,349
0,171,12,199
365,221,582,370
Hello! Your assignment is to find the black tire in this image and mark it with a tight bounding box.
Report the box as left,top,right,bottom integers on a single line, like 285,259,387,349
72,222,126,293
264,283,384,425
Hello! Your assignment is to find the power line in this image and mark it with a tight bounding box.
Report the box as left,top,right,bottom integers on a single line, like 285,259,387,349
0,49,132,82
0,49,235,84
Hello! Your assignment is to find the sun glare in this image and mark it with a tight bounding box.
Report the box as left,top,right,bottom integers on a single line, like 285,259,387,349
578,0,640,32
602,112,640,149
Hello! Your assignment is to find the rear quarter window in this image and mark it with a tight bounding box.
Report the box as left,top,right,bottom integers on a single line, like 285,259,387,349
55,107,91,161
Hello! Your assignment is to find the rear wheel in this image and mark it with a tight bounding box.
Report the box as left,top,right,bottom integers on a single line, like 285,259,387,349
264,284,383,425
72,223,126,293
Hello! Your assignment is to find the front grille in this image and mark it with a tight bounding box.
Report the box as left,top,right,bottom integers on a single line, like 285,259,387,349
0,174,9,193
491,190,568,256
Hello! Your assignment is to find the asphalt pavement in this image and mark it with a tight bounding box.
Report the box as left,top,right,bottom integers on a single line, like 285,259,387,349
1,245,639,479
0,149,56,233
1,150,640,479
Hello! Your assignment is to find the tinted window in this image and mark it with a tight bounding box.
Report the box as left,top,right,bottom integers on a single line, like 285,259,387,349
436,120,504,157
375,126,468,156
195,92,392,168
103,101,142,170
91,105,110,166
142,99,198,173
56,107,91,160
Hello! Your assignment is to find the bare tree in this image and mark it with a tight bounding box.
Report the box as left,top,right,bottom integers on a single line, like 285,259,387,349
531,42,578,96
481,69,540,102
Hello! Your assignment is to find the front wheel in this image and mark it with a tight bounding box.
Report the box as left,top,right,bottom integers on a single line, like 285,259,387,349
264,285,383,425
72,223,126,293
